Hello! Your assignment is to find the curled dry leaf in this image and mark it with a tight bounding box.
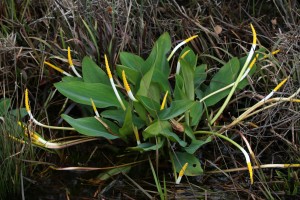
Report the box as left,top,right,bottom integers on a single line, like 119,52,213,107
214,25,222,35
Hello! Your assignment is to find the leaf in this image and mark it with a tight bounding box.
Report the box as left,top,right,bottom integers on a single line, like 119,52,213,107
118,52,144,85
180,47,197,70
148,83,162,104
137,33,171,98
82,56,110,84
152,69,170,93
143,120,186,147
119,106,133,138
180,59,195,100
189,101,203,126
183,124,196,140
62,115,119,139
143,120,171,140
101,109,125,124
119,52,145,71
204,57,240,106
136,65,155,97
62,76,83,82
174,75,188,100
144,32,171,75
133,101,149,124
184,136,212,154
214,25,222,35
127,140,165,152
173,152,203,176
161,129,187,147
55,81,126,108
194,64,207,89
138,95,160,117
116,65,140,86
158,100,195,120
101,109,145,129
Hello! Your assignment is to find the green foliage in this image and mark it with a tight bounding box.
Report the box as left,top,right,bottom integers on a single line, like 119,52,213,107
55,81,125,108
0,98,28,199
173,152,203,176
52,32,260,181
274,169,300,196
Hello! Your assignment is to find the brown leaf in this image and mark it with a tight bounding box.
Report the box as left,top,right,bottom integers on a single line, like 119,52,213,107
214,25,222,35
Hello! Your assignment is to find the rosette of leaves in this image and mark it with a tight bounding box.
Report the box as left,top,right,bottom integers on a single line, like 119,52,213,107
55,33,262,176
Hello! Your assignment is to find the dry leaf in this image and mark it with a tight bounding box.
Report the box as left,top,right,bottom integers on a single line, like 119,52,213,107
214,25,222,35
271,18,277,29
271,18,277,25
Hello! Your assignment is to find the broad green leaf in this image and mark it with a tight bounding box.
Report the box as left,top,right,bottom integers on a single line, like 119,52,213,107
142,120,171,139
137,33,171,98
101,109,125,124
204,57,240,106
127,139,165,152
148,83,161,103
143,120,186,147
138,95,160,117
189,101,203,126
161,129,187,147
62,76,83,82
183,124,196,140
195,88,205,100
133,101,149,124
116,65,140,86
61,115,119,139
119,106,133,138
173,152,203,176
158,100,195,120
180,59,195,100
152,69,170,93
136,65,155,97
184,136,212,154
194,64,207,89
82,56,110,84
101,109,145,129
119,52,144,71
55,81,126,108
144,32,171,75
174,75,188,100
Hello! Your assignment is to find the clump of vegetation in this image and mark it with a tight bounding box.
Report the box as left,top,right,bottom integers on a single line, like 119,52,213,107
0,98,29,199
23,24,299,198
1,0,299,199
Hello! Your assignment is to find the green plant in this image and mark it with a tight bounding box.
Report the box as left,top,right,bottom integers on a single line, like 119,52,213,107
274,169,300,196
23,24,300,192
0,98,28,199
